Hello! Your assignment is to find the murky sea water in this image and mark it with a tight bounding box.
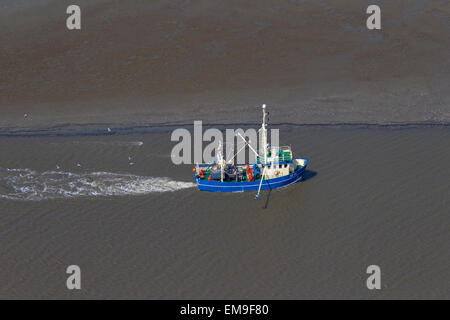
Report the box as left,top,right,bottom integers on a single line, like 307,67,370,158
0,126,448,299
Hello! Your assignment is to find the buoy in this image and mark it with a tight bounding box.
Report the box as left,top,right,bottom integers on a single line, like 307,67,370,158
208,176,212,181
192,168,196,173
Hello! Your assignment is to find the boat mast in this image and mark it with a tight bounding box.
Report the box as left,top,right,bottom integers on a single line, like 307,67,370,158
217,140,225,182
260,104,268,164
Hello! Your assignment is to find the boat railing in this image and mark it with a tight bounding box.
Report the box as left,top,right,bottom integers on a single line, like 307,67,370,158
257,146,293,164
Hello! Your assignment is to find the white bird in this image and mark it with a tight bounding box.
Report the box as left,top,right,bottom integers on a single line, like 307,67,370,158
76,163,82,167
23,113,28,118
128,156,132,161
56,164,60,169
107,128,111,132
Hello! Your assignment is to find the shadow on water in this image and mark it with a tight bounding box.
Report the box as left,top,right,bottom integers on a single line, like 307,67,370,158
263,170,317,209
263,189,272,209
302,170,317,182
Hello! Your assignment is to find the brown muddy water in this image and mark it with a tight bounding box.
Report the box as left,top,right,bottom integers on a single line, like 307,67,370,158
0,125,448,299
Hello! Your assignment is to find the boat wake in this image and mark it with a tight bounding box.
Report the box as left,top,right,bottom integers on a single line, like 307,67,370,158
0,168,195,201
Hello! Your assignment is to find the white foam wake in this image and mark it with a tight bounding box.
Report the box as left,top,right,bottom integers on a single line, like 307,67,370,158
0,168,195,201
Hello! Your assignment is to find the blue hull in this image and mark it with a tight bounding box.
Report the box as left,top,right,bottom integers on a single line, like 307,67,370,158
196,159,308,192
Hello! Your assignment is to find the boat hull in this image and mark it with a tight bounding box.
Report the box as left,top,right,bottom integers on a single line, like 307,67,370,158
196,159,308,192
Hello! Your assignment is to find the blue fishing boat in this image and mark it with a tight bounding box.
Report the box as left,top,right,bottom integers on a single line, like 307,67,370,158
193,104,309,199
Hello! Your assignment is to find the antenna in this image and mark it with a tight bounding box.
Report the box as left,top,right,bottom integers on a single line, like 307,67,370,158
260,104,268,164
